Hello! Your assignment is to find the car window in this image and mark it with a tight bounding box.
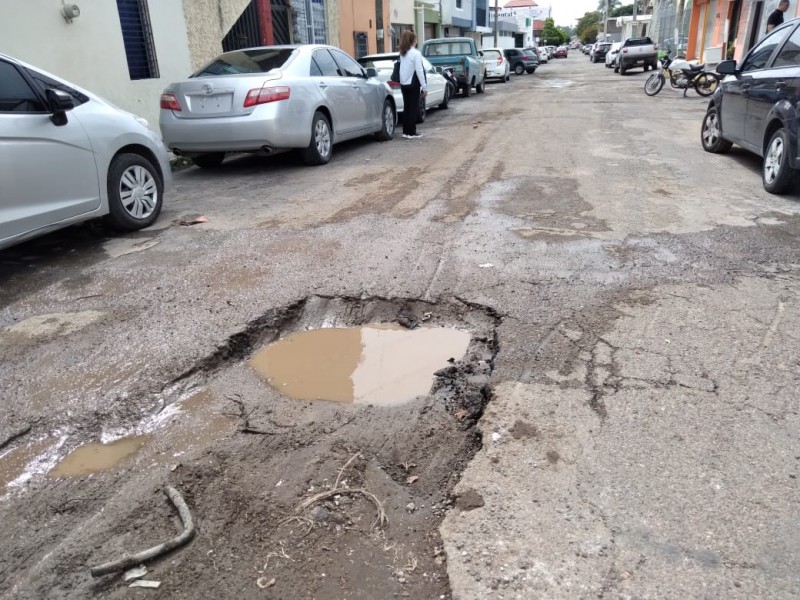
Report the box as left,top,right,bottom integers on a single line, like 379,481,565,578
625,38,653,46
740,25,793,72
357,57,396,70
772,26,800,67
312,49,341,77
24,67,89,106
422,57,436,73
330,49,365,78
483,50,501,60
423,42,472,57
0,60,46,112
192,48,295,77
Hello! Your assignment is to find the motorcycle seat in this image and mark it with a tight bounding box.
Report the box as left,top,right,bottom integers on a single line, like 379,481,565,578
688,63,705,71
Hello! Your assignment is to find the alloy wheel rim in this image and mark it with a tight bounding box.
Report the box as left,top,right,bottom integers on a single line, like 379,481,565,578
315,120,331,158
765,137,784,184
703,113,719,146
384,105,395,135
119,165,157,220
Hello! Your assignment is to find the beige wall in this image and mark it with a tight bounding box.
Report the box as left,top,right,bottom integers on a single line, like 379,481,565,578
338,0,391,56
327,0,341,50
391,0,415,25
182,0,253,69
1,0,192,130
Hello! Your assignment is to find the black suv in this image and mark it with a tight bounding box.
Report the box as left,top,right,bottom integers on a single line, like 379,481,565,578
702,17,800,193
504,48,536,75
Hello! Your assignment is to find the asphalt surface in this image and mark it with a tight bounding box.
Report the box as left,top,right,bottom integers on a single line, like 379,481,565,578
1,53,800,598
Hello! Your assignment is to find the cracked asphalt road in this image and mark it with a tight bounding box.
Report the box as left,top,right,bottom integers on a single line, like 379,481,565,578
1,54,800,598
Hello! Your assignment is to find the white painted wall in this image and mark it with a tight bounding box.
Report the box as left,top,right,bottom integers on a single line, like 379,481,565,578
1,0,192,130
390,0,415,26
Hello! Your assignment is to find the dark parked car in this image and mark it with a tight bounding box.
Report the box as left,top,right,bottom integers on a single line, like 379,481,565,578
554,46,568,58
504,48,537,75
591,43,612,63
701,17,800,194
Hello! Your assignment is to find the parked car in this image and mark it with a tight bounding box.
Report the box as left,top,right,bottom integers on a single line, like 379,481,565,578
591,43,612,63
0,53,170,250
421,37,486,97
617,37,658,74
522,50,539,73
503,48,536,75
533,47,549,63
546,46,556,59
357,53,450,122
481,48,510,82
160,45,396,168
701,17,800,194
554,46,568,58
606,42,622,69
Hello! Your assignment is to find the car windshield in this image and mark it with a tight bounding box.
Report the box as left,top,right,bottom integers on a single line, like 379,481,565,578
424,42,473,57
600,44,611,49
357,57,397,69
625,38,653,46
191,48,295,78
483,50,501,60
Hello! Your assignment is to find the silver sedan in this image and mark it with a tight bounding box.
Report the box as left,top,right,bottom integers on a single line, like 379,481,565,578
159,45,397,168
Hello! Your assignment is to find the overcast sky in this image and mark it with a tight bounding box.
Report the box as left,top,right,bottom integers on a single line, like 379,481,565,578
548,0,600,27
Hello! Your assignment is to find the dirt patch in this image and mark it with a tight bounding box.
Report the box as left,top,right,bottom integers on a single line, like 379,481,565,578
0,296,501,599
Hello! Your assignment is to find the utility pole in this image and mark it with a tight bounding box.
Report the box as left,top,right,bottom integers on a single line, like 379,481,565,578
493,0,499,47
632,0,637,37
604,0,608,41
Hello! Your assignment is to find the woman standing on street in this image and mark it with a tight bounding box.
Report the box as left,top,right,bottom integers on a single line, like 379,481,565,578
398,30,427,139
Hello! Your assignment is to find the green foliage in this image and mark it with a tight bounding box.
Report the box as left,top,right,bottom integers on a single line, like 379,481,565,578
541,17,569,45
576,11,601,43
580,25,599,44
611,4,633,16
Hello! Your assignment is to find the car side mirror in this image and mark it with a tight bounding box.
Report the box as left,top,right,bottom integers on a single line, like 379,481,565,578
435,66,443,74
478,51,484,57
45,88,74,126
716,60,737,75
365,67,378,78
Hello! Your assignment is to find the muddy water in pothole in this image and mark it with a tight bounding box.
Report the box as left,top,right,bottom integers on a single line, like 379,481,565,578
0,439,53,491
250,326,471,406
49,436,150,477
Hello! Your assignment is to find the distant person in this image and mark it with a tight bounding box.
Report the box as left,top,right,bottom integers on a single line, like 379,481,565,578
767,0,790,32
398,30,427,140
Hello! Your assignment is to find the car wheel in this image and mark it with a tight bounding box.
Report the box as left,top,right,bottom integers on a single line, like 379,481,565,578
476,79,485,94
105,153,163,231
619,62,627,75
417,95,427,123
192,153,225,169
375,100,396,142
514,64,524,75
700,107,732,154
302,110,333,165
446,82,455,101
462,83,472,97
614,63,619,73
763,128,796,194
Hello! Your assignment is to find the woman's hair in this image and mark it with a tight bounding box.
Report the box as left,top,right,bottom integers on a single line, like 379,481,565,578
399,30,417,56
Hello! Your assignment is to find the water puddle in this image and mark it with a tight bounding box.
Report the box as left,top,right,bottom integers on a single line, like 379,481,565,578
249,326,471,406
541,79,574,88
49,435,150,478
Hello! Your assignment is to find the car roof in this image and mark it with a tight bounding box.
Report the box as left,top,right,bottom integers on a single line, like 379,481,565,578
424,37,473,43
358,53,399,60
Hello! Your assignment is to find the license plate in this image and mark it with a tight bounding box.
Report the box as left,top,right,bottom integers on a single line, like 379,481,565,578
188,93,233,114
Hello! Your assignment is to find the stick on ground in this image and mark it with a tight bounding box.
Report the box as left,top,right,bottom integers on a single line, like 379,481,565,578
296,488,388,529
90,486,195,577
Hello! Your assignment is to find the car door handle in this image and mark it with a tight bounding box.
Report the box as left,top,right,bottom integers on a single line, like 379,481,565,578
776,80,788,89
318,82,328,89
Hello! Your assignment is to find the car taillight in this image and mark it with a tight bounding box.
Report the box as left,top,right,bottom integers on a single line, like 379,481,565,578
160,93,181,111
388,81,401,89
622,48,628,53
243,86,291,107
497,57,502,65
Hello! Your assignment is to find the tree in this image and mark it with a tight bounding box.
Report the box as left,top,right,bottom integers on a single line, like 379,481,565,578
541,17,568,46
611,4,634,17
576,11,602,43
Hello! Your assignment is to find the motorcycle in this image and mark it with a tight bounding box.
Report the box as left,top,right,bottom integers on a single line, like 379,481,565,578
644,54,720,97
441,67,458,102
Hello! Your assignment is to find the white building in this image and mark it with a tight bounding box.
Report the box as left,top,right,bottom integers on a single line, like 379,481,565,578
0,0,252,130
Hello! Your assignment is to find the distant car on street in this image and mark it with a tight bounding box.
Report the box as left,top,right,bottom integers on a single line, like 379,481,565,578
591,43,612,63
0,53,171,250
554,46,568,58
606,42,622,70
481,48,511,82
503,48,537,75
160,45,396,168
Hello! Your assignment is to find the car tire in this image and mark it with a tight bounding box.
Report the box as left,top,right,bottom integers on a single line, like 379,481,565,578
614,62,619,73
763,128,796,194
700,106,733,154
302,111,333,165
619,62,627,75
417,95,427,123
105,153,163,231
192,153,225,169
445,82,455,102
476,79,485,94
462,83,472,97
375,99,396,142
514,64,524,75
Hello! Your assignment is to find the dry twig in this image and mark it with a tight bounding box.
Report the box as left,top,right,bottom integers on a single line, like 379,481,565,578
334,451,362,489
296,488,388,529
89,487,195,577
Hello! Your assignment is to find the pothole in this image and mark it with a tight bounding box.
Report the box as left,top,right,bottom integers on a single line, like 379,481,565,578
2,295,502,599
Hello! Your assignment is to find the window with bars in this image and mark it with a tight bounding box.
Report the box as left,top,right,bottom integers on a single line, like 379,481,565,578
116,0,160,80
354,32,368,58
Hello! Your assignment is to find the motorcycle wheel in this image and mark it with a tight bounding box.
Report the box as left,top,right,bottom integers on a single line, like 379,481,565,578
694,73,719,97
644,73,664,96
